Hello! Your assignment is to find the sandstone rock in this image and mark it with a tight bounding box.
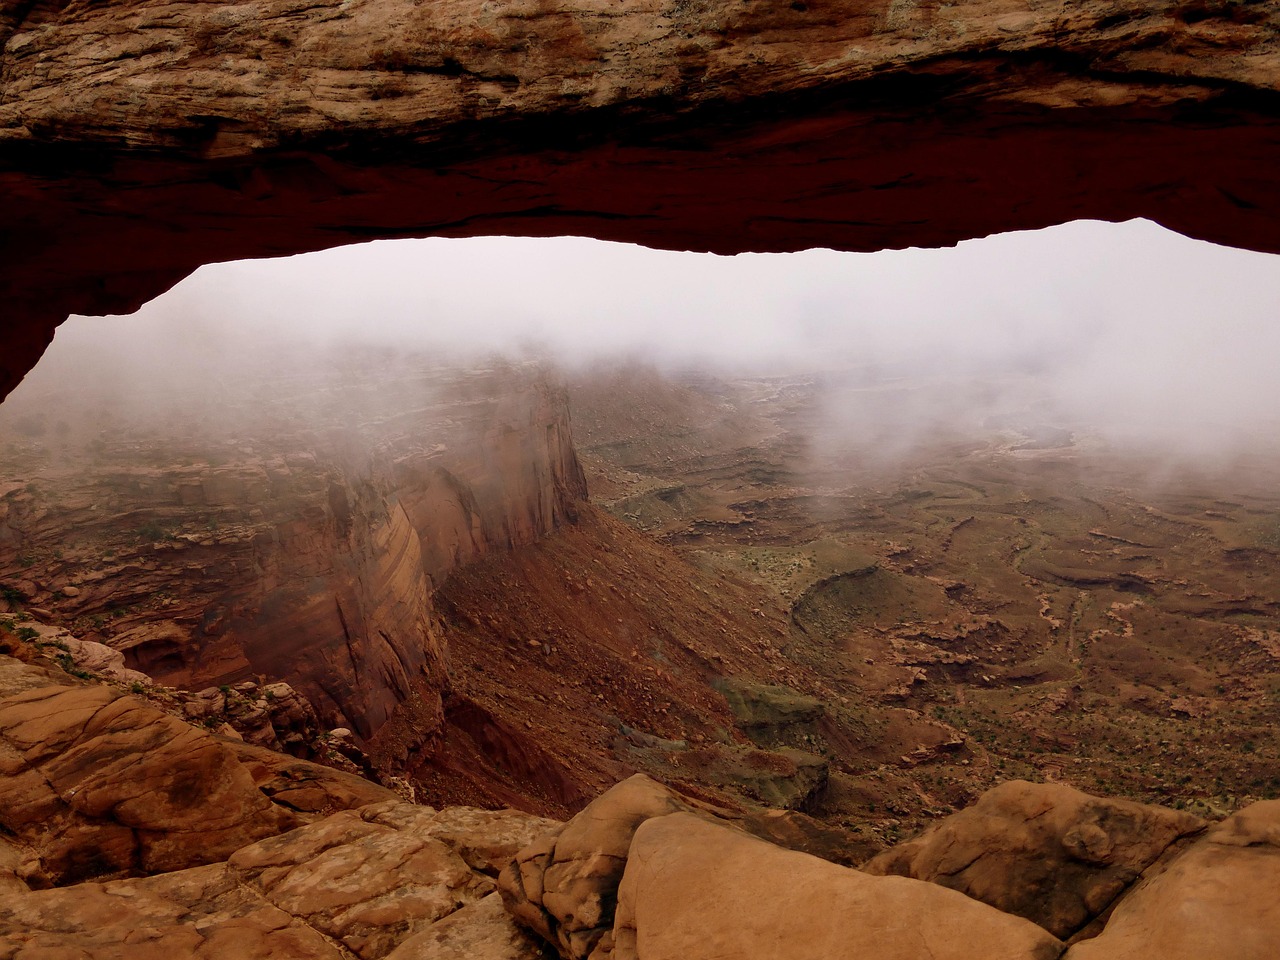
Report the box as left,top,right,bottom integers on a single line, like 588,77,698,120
229,804,495,959
226,740,398,815
415,805,561,878
385,892,551,960
1065,800,1280,960
0,862,344,960
0,650,62,699
2,0,1278,401
603,812,1063,960
738,806,883,868
499,774,701,960
0,655,404,888
0,799,553,960
173,679,325,753
864,780,1204,940
498,772,882,958
0,836,30,895
24,622,151,684
0,670,298,885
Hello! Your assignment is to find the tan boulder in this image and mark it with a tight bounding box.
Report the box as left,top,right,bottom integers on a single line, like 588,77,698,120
1065,799,1280,960
603,812,1063,960
864,780,1204,938
499,774,702,960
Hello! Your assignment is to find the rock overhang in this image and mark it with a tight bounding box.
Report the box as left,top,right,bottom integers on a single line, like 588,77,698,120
1,0,1278,397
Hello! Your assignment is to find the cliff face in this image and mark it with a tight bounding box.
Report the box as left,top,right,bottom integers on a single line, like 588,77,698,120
2,0,1279,397
0,359,586,746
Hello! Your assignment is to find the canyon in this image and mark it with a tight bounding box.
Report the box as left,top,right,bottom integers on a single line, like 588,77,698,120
2,348,1279,957
2,0,1279,953
0,348,590,782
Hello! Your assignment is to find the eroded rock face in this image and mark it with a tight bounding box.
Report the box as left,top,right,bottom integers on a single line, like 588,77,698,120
1064,799,1280,960
0,652,396,888
2,0,1279,397
0,673,296,885
0,361,586,753
863,779,1206,939
499,774,701,960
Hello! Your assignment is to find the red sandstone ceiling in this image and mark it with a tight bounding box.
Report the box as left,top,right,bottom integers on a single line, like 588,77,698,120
1,0,1278,397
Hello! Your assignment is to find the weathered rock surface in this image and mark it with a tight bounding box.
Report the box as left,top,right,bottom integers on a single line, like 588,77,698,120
603,812,1064,960
0,861,344,960
0,674,296,885
1064,799,1280,960
0,799,558,960
228,803,496,958
386,892,552,960
0,653,395,887
226,739,397,815
499,774,702,960
2,0,1279,398
414,805,561,878
864,779,1206,939
499,773,1059,960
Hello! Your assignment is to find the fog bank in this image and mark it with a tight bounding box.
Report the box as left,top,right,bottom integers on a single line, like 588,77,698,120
7,218,1280,465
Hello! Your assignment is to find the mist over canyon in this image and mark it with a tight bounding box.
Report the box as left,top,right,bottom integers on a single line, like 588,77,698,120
1,217,1280,957
3,0,1280,950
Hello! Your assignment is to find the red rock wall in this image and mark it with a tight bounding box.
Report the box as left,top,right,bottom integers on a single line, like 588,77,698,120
0,366,587,746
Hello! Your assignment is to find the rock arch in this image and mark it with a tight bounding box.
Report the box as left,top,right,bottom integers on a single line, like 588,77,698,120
1,0,1277,396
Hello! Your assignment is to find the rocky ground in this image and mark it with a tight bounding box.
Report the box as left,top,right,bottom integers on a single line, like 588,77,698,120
1,636,1276,959
571,363,1280,839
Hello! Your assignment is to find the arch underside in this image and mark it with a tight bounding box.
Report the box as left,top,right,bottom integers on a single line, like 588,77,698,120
1,0,1277,396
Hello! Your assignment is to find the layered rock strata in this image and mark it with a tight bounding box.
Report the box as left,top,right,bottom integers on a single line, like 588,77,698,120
0,360,586,759
2,0,1279,397
0,651,394,889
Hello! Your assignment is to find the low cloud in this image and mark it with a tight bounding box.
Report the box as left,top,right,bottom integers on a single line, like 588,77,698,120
7,218,1280,469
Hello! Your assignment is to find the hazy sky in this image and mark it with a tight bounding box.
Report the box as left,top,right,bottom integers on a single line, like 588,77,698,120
19,217,1280,461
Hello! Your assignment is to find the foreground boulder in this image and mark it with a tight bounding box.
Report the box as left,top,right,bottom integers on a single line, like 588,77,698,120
0,676,296,885
1064,799,1280,960
864,780,1205,939
499,774,704,959
502,773,1065,960
603,812,1063,960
